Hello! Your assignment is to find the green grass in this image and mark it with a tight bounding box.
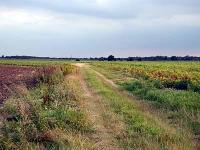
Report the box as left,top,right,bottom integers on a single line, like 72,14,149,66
1,60,199,149
120,79,200,111
90,61,200,139
84,68,194,149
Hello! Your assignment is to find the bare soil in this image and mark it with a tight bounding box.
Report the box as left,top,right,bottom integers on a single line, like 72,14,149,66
0,65,40,103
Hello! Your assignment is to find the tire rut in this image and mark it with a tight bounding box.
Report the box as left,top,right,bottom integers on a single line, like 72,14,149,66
77,64,121,150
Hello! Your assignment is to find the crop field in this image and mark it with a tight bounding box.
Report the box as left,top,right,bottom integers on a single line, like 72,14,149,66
0,60,200,150
90,62,200,145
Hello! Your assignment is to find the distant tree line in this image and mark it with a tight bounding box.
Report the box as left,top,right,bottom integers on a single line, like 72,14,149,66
1,55,200,61
0,55,74,60
81,55,200,61
126,55,200,61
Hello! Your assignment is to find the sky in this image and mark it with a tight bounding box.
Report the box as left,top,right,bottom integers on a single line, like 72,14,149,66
0,0,200,57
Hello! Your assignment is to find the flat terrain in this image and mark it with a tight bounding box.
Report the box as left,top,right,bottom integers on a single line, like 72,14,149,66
0,60,199,149
90,61,200,147
0,65,39,103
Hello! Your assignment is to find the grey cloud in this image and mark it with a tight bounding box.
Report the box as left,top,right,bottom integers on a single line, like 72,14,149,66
0,24,199,57
0,0,200,57
0,0,199,19
0,0,139,19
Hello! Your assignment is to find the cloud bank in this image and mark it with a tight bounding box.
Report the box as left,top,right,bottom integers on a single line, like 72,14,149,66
0,0,200,57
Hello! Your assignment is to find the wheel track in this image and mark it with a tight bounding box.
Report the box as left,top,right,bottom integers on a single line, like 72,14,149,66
76,63,121,150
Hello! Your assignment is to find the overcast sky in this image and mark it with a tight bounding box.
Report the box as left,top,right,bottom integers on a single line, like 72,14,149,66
0,0,200,57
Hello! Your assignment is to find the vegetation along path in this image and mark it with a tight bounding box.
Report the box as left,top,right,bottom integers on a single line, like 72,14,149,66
76,63,197,150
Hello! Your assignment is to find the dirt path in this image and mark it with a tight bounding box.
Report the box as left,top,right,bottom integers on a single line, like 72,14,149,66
76,63,121,150
77,63,193,149
76,63,118,88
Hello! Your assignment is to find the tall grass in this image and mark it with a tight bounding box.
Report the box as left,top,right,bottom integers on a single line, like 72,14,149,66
85,68,195,149
90,62,200,142
0,65,93,149
120,79,200,136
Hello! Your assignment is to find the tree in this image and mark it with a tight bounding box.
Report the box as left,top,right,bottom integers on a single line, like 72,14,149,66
171,56,178,61
127,57,133,61
108,55,115,61
98,57,105,61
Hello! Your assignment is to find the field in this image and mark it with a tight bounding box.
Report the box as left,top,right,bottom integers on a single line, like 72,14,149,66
0,60,200,149
0,65,40,103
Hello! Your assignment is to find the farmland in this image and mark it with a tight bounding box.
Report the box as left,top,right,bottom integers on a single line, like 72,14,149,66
0,60,200,149
90,62,200,144
0,65,40,103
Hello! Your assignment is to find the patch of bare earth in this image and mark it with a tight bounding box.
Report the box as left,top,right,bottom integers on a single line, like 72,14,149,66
0,65,40,103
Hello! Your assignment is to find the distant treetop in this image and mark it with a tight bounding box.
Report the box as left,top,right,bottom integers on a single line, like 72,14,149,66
108,55,115,61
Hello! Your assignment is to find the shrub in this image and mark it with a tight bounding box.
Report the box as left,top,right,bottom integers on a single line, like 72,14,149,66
174,80,190,90
163,80,190,90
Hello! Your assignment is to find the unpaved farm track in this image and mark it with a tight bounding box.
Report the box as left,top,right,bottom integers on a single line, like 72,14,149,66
0,65,40,103
76,63,122,150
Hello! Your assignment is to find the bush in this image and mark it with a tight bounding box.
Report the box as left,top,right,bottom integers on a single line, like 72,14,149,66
190,84,200,94
174,80,190,90
163,80,190,90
